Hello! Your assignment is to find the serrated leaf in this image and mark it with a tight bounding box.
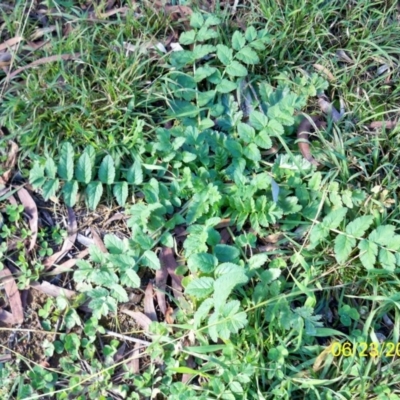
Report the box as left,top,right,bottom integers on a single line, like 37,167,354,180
193,44,215,60
113,182,128,206
213,267,248,311
309,223,330,249
126,160,143,185
58,143,74,181
237,123,255,143
186,277,215,298
248,253,268,270
29,162,46,189
323,207,348,230
121,269,141,288
110,284,129,303
243,143,261,162
235,46,259,65
89,245,106,264
62,180,79,207
98,155,115,185
204,15,221,26
45,157,57,179
369,225,396,246
194,66,217,82
263,120,284,136
226,61,247,77
188,253,218,273
75,153,92,184
42,179,59,201
260,268,281,284
218,300,248,340
267,104,294,126
194,297,214,328
232,31,246,50
214,245,240,262
345,215,374,237
245,26,257,42
379,248,396,271
104,234,126,254
358,239,378,270
179,30,196,45
190,12,204,28
249,110,268,130
85,181,103,210
216,44,233,66
334,234,356,264
142,250,160,270
254,130,272,149
216,79,237,94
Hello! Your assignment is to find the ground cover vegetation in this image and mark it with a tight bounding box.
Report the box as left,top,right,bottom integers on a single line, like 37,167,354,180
1,0,400,399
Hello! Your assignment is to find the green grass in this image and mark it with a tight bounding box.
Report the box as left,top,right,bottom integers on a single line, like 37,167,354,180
1,1,400,399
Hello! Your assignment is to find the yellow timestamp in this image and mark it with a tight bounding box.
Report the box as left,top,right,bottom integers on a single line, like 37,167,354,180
331,341,400,357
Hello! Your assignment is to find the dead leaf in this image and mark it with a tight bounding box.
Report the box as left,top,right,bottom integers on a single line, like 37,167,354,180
182,355,197,384
90,227,107,253
44,207,77,269
30,281,76,299
144,282,157,322
0,36,23,52
113,342,127,364
30,26,57,41
313,342,335,372
8,53,80,79
163,249,183,299
0,309,15,326
219,228,230,244
0,268,23,324
0,140,18,184
126,342,142,373
165,306,174,324
104,212,128,227
313,63,335,82
120,309,152,332
336,50,353,63
164,5,193,21
17,188,38,252
156,249,169,316
46,248,90,276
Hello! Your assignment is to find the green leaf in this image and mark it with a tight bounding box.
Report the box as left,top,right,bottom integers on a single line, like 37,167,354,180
98,155,115,185
334,234,356,264
214,245,240,262
243,143,261,162
113,182,128,207
193,45,215,60
126,160,143,185
237,123,255,143
110,284,129,302
260,268,281,284
216,79,237,94
248,253,268,270
29,162,46,189
142,250,160,270
190,12,204,28
197,25,219,42
186,277,215,298
75,153,92,184
263,120,284,136
188,253,218,273
323,207,348,230
309,223,330,249
267,104,294,126
121,269,141,288
254,130,272,149
85,181,103,210
104,234,127,254
204,15,221,26
45,157,57,179
89,245,106,264
245,26,257,42
379,248,396,271
216,44,233,66
249,110,268,130
358,239,378,270
345,215,374,237
194,298,214,328
235,46,259,65
226,61,247,77
369,225,396,246
194,65,217,83
232,31,246,50
179,30,196,45
42,179,59,201
58,143,74,181
218,300,248,339
213,265,248,311
62,180,79,207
